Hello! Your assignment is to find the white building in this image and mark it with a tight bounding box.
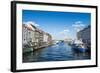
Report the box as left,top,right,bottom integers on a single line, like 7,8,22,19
22,23,52,52
43,32,52,45
22,24,37,53
43,32,48,42
22,24,28,48
22,24,36,47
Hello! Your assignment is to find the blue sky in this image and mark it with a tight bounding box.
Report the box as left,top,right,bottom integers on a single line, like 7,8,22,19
22,10,91,40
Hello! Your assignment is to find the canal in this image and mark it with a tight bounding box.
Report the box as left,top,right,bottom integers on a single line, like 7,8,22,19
23,42,90,63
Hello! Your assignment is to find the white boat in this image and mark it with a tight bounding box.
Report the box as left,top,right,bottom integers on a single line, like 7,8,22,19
53,40,59,45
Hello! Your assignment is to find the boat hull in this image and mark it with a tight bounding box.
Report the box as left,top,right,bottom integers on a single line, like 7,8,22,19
73,47,87,53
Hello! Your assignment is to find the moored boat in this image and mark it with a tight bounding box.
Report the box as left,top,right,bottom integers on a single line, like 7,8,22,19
71,40,87,52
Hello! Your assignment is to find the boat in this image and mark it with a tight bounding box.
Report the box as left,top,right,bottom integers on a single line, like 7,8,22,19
78,44,87,52
53,40,59,45
71,40,87,52
67,41,74,46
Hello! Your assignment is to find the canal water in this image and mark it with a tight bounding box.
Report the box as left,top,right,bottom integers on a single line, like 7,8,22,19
23,42,90,63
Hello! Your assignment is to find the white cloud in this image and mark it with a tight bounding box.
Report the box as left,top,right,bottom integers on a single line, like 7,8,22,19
72,21,85,32
23,21,40,27
59,29,69,35
75,21,82,24
72,21,85,27
72,24,84,28
64,29,69,32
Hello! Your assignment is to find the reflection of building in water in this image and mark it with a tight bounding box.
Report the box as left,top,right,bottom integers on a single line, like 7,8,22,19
22,23,52,53
77,25,91,49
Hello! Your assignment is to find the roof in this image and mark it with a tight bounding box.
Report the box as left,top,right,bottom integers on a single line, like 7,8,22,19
23,24,36,31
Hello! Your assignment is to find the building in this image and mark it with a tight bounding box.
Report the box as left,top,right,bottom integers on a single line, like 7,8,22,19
30,24,37,47
36,29,44,47
47,33,52,45
22,23,53,52
77,25,91,49
22,24,28,48
23,24,38,46
22,24,35,53
43,32,48,45
43,32,52,46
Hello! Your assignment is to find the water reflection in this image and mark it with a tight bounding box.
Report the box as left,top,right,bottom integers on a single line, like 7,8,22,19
23,42,90,63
